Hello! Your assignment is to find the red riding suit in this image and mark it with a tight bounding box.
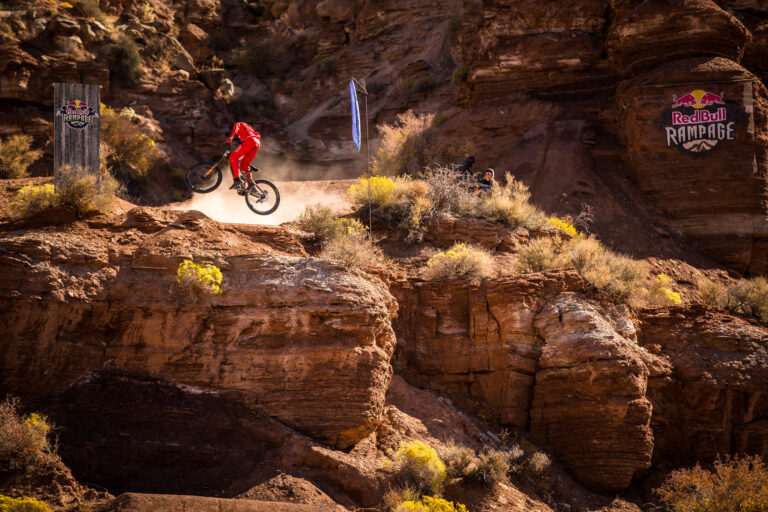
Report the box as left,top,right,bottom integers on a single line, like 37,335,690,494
227,122,261,179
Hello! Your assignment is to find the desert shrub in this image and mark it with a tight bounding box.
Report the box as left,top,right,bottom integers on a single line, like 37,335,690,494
526,451,550,479
515,237,567,273
476,174,546,229
111,33,144,87
698,279,726,306
656,455,768,512
506,444,526,475
0,134,42,179
73,0,106,22
101,105,159,183
383,486,420,512
647,273,682,305
10,184,56,217
319,229,387,270
424,243,492,282
0,495,52,512
0,398,53,473
297,203,345,241
176,260,223,296
395,496,468,512
466,449,509,488
565,236,648,302
57,166,119,215
390,440,446,495
451,66,468,85
420,167,475,217
546,216,583,238
372,111,437,176
696,277,768,323
723,277,768,323
439,442,475,481
348,175,396,208
138,2,154,22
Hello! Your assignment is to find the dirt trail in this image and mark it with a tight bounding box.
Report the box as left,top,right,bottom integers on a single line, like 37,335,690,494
176,179,356,225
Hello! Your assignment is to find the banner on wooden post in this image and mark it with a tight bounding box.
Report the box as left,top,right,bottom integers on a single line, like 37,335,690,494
53,83,101,189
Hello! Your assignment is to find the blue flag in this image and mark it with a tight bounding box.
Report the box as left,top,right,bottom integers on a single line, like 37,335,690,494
350,79,361,152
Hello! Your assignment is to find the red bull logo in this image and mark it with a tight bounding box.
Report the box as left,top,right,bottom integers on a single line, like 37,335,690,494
664,89,735,153
59,99,98,129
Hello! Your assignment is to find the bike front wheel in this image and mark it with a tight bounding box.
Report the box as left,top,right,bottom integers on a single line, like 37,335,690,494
244,179,280,215
186,162,223,193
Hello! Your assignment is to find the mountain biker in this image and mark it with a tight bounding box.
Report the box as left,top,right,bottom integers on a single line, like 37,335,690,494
476,168,495,194
227,121,261,191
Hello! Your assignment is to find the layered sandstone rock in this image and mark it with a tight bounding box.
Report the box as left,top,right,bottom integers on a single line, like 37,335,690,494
391,271,584,428
617,57,768,275
530,294,671,493
606,0,750,76
0,208,397,449
638,305,768,465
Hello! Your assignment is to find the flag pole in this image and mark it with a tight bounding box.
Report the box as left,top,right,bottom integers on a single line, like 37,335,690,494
352,77,371,238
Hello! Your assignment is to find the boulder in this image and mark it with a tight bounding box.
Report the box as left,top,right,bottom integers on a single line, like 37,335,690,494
0,210,397,449
180,22,212,61
530,294,670,493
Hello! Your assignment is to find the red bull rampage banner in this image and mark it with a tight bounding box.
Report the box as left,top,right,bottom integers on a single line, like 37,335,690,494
59,99,98,129
662,89,737,154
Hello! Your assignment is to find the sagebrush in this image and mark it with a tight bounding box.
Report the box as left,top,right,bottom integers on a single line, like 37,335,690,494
0,398,53,473
656,455,768,512
101,104,160,184
0,134,42,179
698,277,768,323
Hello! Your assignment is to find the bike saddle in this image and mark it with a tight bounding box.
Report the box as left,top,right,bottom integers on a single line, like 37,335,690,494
249,164,259,172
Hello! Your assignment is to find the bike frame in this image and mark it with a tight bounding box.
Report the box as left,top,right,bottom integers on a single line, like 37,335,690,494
205,149,256,183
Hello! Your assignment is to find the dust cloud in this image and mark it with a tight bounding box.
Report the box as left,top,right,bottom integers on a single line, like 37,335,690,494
176,177,355,226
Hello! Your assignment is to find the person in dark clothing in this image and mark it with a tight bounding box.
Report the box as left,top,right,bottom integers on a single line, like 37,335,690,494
476,168,495,194
458,156,475,175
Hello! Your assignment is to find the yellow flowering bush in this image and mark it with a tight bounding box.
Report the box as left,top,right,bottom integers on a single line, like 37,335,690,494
396,496,468,512
10,184,56,216
656,455,768,512
0,134,43,179
0,399,53,473
0,495,52,512
546,216,583,238
348,175,396,208
391,440,447,494
176,260,223,296
424,243,492,282
647,273,682,305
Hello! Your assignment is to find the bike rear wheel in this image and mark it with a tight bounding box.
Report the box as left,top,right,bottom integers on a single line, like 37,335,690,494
186,162,223,193
244,179,280,215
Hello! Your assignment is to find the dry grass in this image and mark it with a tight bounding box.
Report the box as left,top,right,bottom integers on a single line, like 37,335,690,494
526,451,550,479
698,277,768,323
57,165,119,215
101,105,159,184
656,455,768,512
515,237,569,273
383,486,420,512
320,231,388,271
476,174,546,229
372,110,437,176
297,203,345,241
0,398,54,474
466,448,509,488
0,134,42,179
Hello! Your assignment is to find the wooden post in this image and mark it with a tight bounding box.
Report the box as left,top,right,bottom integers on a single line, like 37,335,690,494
53,83,101,189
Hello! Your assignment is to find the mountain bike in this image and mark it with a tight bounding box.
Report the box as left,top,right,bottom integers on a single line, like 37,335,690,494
185,146,280,215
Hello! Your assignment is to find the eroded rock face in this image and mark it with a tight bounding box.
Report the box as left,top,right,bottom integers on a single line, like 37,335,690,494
638,305,768,465
391,271,584,428
617,57,768,275
0,208,397,449
530,294,670,493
